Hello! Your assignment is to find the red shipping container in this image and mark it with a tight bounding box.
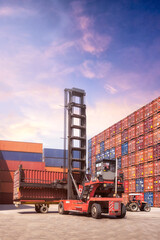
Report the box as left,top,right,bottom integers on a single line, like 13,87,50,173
110,125,116,137
110,136,116,148
0,171,14,182
91,155,96,164
154,192,160,207
115,133,121,146
0,182,13,193
135,150,144,164
153,128,160,145
128,153,136,166
91,146,96,156
136,122,144,137
104,128,110,139
153,145,160,160
128,112,136,127
144,162,153,178
144,147,153,162
123,168,129,180
128,139,136,153
144,177,153,192
97,132,104,143
136,107,144,123
115,145,121,157
122,117,128,131
96,144,100,154
0,160,45,171
124,180,129,193
129,179,136,193
144,117,153,134
128,166,136,179
121,130,128,143
135,193,144,202
136,136,144,151
128,126,136,140
92,136,97,146
116,121,122,134
154,176,160,192
153,112,160,129
122,155,128,168
154,160,160,176
153,97,160,114
104,139,110,150
0,193,13,204
136,164,144,178
144,132,153,148
144,102,153,119
122,193,129,205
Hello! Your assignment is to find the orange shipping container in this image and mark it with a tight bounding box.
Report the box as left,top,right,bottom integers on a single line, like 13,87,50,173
144,102,153,119
153,161,160,176
128,153,136,166
144,147,153,162
128,113,136,128
124,180,129,193
136,150,144,164
0,182,13,193
104,139,110,150
115,133,121,146
128,126,136,140
144,162,153,178
128,166,136,179
122,117,128,131
110,136,116,148
129,179,136,193
0,140,43,153
153,128,160,145
110,125,116,137
104,128,110,139
91,136,97,146
144,132,153,148
128,139,136,153
97,132,104,143
115,145,121,157
136,107,144,123
153,112,160,129
115,121,122,134
122,193,129,205
136,122,144,137
122,155,128,168
144,177,153,192
123,168,129,180
154,192,160,207
95,144,100,154
153,97,160,114
45,167,67,172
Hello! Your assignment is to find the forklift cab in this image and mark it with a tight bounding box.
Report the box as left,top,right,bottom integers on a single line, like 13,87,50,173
95,159,116,180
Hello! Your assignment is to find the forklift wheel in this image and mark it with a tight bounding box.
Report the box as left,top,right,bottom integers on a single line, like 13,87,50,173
40,204,48,214
144,205,151,212
117,203,126,218
58,202,69,215
130,203,138,212
35,205,41,213
91,203,101,219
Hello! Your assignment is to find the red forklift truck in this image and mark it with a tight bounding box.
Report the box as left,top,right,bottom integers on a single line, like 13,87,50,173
13,88,126,219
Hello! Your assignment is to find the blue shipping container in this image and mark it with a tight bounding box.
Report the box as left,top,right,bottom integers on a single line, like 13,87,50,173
121,142,128,156
104,150,110,160
144,192,153,207
44,148,80,159
45,157,80,168
0,150,42,162
136,178,144,192
96,154,101,162
88,139,92,149
100,141,105,153
110,148,115,160
100,152,105,160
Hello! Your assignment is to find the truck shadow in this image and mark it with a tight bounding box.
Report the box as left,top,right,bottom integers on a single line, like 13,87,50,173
18,211,58,214
0,204,34,211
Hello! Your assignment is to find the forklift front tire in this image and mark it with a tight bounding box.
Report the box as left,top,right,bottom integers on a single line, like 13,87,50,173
91,203,101,219
58,202,69,215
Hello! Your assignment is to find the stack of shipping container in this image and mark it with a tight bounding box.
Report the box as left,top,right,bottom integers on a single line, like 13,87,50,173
0,140,44,203
44,148,80,171
88,96,160,207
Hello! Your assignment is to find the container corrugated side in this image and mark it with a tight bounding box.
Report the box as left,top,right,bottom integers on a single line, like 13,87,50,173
0,140,43,153
0,160,45,171
0,151,42,162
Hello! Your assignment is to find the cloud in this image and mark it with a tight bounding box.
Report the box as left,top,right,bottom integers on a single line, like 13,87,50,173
70,1,111,55
104,84,117,94
0,6,36,17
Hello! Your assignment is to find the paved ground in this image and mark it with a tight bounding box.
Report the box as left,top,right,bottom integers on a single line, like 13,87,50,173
0,204,160,240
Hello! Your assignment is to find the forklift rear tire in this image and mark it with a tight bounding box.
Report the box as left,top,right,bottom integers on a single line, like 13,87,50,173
58,202,69,215
117,203,126,218
91,203,101,219
130,203,138,212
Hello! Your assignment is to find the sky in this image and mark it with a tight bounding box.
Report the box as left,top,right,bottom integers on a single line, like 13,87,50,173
0,0,160,149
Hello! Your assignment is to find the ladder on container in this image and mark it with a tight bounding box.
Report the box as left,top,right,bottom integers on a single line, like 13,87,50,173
64,88,86,199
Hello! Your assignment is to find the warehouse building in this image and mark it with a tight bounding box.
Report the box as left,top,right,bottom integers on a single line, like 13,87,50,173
88,96,160,207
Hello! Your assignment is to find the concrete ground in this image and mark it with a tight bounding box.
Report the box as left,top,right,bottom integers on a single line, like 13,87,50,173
0,204,160,240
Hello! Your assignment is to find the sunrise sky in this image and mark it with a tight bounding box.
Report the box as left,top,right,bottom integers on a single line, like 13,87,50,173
0,0,160,148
